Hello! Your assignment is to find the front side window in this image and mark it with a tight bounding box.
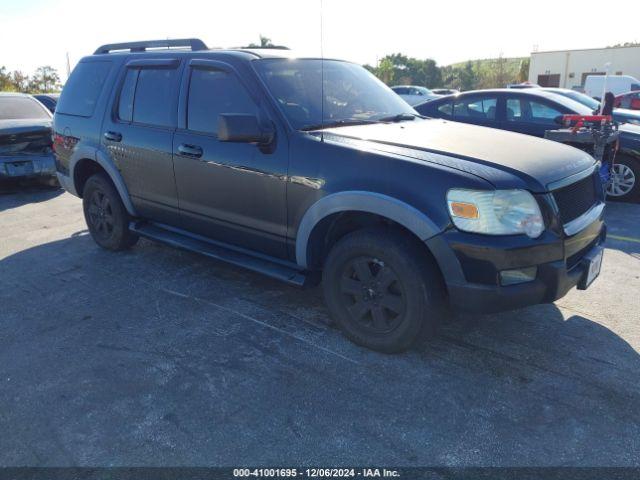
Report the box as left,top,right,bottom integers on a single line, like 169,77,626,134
117,69,139,122
130,68,178,127
187,68,258,134
453,96,497,120
254,59,415,129
0,96,50,120
507,98,562,124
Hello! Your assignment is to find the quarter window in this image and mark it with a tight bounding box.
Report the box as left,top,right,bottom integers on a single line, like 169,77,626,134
57,61,112,117
187,68,257,134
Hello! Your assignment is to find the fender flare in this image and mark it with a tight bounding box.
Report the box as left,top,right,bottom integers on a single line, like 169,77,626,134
69,144,137,217
295,191,442,268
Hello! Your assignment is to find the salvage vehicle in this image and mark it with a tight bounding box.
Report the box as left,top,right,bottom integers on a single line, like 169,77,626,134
0,92,56,180
53,39,606,352
416,89,640,202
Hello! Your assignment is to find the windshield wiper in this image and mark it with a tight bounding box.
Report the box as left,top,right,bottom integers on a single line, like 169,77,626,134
299,119,381,131
377,112,425,122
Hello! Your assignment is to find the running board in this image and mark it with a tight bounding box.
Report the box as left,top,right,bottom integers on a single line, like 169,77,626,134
129,221,307,287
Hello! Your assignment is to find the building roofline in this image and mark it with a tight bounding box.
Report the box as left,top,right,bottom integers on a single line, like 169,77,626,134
531,44,640,55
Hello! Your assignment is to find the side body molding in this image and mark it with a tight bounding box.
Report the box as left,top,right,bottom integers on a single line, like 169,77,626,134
295,191,442,268
68,143,137,217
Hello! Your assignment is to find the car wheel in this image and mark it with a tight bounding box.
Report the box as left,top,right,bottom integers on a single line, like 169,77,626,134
322,228,445,353
82,173,138,250
607,155,639,202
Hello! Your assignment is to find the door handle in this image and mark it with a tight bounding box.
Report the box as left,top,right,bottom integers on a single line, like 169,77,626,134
177,144,203,158
104,131,122,142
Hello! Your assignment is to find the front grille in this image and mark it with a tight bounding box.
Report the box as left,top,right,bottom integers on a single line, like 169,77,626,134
552,174,597,225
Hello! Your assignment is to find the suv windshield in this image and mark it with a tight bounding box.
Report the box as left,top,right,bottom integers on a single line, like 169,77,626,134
254,59,416,130
0,96,50,120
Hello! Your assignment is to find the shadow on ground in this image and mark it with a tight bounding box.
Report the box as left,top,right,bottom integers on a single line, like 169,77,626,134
0,232,638,466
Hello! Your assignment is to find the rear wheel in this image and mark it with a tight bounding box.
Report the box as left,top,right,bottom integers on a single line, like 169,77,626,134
322,228,445,353
607,155,639,202
82,173,138,250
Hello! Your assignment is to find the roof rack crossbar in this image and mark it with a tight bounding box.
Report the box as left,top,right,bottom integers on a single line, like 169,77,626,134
94,38,208,55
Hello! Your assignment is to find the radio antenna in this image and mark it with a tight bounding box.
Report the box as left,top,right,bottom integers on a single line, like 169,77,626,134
320,0,325,140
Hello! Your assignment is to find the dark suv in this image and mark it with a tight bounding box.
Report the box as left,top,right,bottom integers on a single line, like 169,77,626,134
53,39,606,353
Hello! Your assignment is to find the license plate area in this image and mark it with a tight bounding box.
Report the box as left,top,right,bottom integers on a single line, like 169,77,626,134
577,246,603,290
5,161,35,176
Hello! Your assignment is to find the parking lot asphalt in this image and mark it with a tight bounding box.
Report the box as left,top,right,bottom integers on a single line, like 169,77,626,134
0,185,639,467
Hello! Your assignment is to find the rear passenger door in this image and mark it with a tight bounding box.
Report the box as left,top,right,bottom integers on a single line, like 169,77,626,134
172,59,289,259
450,94,499,128
102,58,182,225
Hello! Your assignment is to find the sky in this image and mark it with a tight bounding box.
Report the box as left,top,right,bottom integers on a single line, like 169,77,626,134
1,0,638,81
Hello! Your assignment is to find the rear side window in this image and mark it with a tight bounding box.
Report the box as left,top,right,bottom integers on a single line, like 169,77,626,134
453,96,497,120
131,68,178,127
187,68,257,134
117,69,138,122
57,61,112,117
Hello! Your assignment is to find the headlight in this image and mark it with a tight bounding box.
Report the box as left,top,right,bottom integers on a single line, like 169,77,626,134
447,189,544,238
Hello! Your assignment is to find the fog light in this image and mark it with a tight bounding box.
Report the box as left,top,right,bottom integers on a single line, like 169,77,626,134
500,267,537,286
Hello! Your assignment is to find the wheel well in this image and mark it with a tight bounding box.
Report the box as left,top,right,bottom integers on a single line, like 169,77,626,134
305,211,441,273
74,159,107,197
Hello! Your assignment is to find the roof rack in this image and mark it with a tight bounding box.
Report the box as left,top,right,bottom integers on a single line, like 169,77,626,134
94,38,208,55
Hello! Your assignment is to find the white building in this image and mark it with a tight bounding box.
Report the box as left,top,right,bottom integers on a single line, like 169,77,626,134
528,45,640,89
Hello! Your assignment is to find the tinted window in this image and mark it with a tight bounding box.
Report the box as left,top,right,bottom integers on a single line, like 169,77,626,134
57,61,112,117
437,101,453,117
118,69,139,122
507,98,562,124
132,68,178,127
393,87,408,95
453,96,497,120
187,68,257,134
0,96,50,120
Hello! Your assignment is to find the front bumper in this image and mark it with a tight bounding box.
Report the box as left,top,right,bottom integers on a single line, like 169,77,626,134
428,209,606,314
0,154,56,179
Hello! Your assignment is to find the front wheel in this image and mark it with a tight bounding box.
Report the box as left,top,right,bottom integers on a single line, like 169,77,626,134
607,155,639,202
322,228,445,353
82,173,138,251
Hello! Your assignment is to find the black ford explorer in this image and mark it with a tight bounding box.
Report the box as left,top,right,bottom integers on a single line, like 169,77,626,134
53,39,606,353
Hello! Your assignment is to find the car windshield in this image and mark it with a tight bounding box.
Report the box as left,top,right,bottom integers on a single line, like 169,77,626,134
0,96,50,120
555,90,600,111
254,59,416,130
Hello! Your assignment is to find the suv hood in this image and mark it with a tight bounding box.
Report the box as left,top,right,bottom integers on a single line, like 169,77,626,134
321,119,595,192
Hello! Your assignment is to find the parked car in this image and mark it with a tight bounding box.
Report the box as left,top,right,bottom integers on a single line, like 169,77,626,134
54,39,606,352
584,75,640,100
33,93,60,113
415,89,640,201
0,92,56,181
542,87,640,125
431,88,459,95
390,85,441,106
615,91,640,110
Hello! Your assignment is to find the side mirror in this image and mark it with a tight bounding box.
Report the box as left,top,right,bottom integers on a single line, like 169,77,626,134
218,114,274,145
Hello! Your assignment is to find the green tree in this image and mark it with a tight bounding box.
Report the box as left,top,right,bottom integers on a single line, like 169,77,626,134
0,66,14,91
458,61,477,91
29,65,60,93
11,70,29,92
517,58,530,83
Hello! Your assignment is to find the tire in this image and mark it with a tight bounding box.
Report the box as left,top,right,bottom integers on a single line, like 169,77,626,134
322,228,445,353
607,155,640,202
82,173,138,251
